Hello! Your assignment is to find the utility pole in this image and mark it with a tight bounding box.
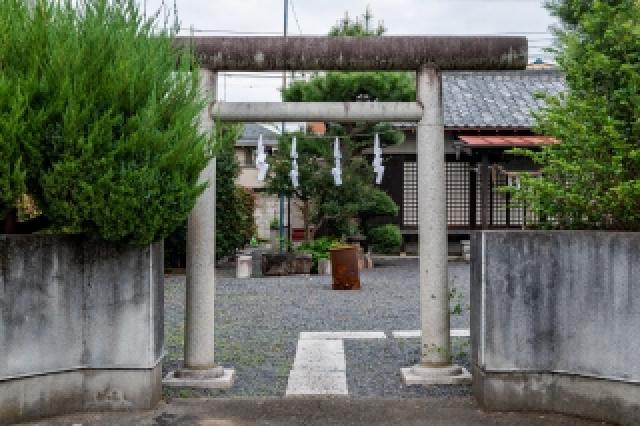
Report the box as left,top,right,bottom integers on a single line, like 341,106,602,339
279,0,288,254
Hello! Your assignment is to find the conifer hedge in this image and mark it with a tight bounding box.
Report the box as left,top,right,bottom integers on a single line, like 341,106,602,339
0,0,210,244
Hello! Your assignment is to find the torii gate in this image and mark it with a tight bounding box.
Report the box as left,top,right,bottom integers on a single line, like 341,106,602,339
165,36,528,388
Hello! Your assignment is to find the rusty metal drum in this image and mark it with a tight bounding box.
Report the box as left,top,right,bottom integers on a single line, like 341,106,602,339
329,245,361,290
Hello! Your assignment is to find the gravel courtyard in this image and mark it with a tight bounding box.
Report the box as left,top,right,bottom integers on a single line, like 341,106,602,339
163,258,471,399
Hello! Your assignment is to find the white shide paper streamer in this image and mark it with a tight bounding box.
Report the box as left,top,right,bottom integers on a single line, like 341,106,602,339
290,136,299,188
372,133,384,185
331,137,342,186
256,133,269,181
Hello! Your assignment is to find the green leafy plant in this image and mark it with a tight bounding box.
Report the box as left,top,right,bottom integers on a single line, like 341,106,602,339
297,237,340,272
1,0,210,244
509,0,640,230
367,224,401,254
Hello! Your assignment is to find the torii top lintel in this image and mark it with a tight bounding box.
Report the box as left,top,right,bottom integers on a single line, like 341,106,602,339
176,36,528,72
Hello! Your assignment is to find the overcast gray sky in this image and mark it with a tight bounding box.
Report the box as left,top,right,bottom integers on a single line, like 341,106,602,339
142,0,555,101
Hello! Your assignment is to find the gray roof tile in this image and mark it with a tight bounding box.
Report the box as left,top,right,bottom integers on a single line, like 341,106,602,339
443,70,565,128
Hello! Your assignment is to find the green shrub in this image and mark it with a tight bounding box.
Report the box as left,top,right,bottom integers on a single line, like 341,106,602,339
0,2,32,219
164,124,257,267
1,0,209,245
367,224,402,254
298,237,339,259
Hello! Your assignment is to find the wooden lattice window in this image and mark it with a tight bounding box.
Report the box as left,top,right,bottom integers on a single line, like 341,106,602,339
403,160,472,228
446,162,470,226
491,171,508,226
403,162,418,227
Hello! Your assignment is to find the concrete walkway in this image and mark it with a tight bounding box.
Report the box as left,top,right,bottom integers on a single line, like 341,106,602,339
21,398,605,425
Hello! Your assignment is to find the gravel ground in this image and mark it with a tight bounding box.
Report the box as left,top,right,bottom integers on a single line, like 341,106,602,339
163,258,471,399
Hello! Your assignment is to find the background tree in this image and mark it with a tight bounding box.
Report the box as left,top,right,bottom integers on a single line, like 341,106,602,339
265,132,325,241
214,124,256,260
511,0,640,230
267,8,409,241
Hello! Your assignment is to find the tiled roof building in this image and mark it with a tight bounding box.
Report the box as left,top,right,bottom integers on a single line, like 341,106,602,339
443,70,565,129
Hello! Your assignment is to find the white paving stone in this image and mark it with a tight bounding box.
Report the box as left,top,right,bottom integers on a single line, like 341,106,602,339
299,331,386,340
286,370,348,396
286,331,387,396
391,330,421,338
286,339,348,396
392,329,470,338
292,339,345,371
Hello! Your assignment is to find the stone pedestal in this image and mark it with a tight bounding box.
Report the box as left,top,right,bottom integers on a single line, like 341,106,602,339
163,368,235,389
236,255,252,278
401,365,471,385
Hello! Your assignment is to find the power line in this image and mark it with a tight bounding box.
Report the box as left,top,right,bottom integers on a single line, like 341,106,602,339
183,28,282,35
289,0,303,34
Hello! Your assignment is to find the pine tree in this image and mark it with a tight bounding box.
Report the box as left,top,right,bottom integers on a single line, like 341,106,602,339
266,9,407,240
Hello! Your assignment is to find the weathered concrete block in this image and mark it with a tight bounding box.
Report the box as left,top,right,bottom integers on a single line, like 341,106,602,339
0,235,163,425
293,254,312,275
262,253,292,276
471,231,640,425
317,259,331,276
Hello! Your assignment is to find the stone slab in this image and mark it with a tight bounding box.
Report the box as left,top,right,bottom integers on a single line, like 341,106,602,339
299,331,386,340
392,329,470,338
162,369,235,389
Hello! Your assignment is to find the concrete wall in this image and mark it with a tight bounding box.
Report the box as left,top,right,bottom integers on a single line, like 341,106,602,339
471,231,640,425
0,235,163,425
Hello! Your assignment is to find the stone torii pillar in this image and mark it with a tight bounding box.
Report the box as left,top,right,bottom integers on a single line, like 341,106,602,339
164,69,234,388
400,67,471,384
168,35,527,388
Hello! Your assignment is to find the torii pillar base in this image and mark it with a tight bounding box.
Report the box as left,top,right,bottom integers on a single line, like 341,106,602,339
163,367,235,389
401,365,471,386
